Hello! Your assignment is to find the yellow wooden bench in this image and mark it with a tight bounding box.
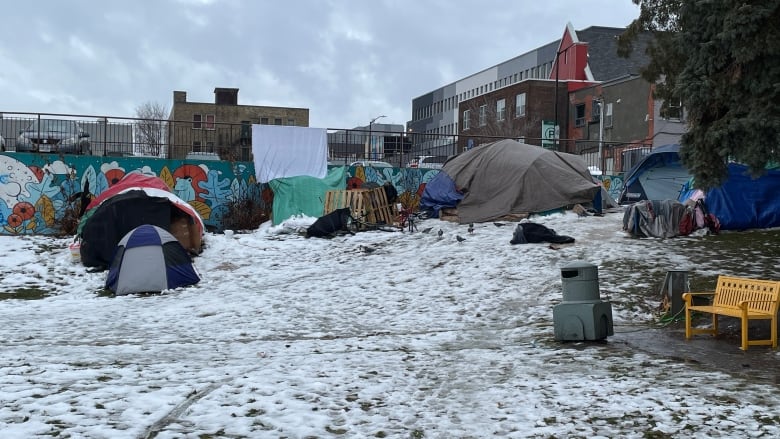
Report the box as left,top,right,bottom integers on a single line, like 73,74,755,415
683,275,780,350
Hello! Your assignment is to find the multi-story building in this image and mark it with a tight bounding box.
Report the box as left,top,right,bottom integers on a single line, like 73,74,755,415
409,23,660,163
327,123,409,166
168,87,309,160
457,79,567,151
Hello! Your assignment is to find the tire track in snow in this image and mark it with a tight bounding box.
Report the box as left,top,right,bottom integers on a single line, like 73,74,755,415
142,380,226,439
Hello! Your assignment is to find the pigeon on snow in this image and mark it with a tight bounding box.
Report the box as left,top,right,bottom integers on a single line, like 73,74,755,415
359,245,377,254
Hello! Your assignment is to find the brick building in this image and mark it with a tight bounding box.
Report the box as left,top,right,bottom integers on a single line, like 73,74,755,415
457,79,567,151
168,87,309,160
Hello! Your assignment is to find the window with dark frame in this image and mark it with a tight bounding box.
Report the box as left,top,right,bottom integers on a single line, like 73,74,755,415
575,104,586,127
260,117,269,124
661,97,684,120
274,118,282,125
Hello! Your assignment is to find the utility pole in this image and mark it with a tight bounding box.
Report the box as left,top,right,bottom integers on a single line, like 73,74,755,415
368,115,386,160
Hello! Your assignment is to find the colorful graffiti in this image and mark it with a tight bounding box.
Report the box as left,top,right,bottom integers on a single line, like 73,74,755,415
0,153,259,235
600,174,625,202
343,165,438,210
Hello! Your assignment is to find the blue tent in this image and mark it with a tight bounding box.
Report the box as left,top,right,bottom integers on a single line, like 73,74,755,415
681,163,780,231
618,144,690,204
106,224,201,295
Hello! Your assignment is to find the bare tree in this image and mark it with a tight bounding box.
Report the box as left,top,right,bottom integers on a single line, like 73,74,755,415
135,102,168,157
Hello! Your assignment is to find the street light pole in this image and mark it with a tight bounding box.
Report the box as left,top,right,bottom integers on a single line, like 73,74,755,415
597,97,604,174
368,115,386,160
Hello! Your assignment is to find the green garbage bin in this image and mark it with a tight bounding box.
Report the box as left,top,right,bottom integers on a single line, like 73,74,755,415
553,261,614,341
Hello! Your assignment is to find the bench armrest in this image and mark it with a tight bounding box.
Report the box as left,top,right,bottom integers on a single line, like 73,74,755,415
682,291,714,304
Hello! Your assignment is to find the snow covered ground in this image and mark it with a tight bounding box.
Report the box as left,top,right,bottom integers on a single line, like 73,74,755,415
1,210,780,438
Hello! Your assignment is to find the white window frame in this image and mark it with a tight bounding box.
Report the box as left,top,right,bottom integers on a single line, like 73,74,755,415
205,114,215,130
605,103,613,128
515,93,526,117
193,114,202,130
478,105,487,126
496,98,506,121
463,109,471,130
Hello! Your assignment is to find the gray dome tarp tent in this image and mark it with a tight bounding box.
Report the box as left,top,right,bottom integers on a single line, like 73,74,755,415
422,139,600,224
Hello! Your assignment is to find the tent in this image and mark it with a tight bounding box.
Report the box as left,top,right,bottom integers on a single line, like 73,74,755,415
78,174,205,268
680,163,780,231
419,139,600,224
105,225,201,295
618,144,689,204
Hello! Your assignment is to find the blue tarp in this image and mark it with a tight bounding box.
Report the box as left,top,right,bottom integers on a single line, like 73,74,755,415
418,171,463,218
683,163,780,231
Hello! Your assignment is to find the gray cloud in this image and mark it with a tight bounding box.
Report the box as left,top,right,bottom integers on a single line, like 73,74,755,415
0,0,639,128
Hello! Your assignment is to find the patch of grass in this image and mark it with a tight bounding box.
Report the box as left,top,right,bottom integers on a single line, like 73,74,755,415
96,289,115,297
246,408,265,416
1,287,51,300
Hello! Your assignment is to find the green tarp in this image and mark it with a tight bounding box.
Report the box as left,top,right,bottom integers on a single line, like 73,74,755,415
269,167,347,225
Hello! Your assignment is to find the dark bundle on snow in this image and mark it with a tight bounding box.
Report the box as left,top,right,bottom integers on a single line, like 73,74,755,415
510,222,575,245
306,208,354,238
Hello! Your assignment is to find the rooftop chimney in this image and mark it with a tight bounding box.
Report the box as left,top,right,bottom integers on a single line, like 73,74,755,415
214,87,239,105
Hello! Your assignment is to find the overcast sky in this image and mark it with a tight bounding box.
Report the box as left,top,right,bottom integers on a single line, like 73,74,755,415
0,0,639,129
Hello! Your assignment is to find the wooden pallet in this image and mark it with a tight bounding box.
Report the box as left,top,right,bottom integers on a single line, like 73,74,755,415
324,187,398,229
364,187,397,226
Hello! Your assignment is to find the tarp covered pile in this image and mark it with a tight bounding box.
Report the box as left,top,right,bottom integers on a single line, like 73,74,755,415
420,139,600,224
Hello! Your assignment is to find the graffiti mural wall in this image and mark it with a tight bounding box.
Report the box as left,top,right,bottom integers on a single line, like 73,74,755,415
2,152,617,236
600,174,624,202
1,152,622,236
343,165,438,210
0,153,259,236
